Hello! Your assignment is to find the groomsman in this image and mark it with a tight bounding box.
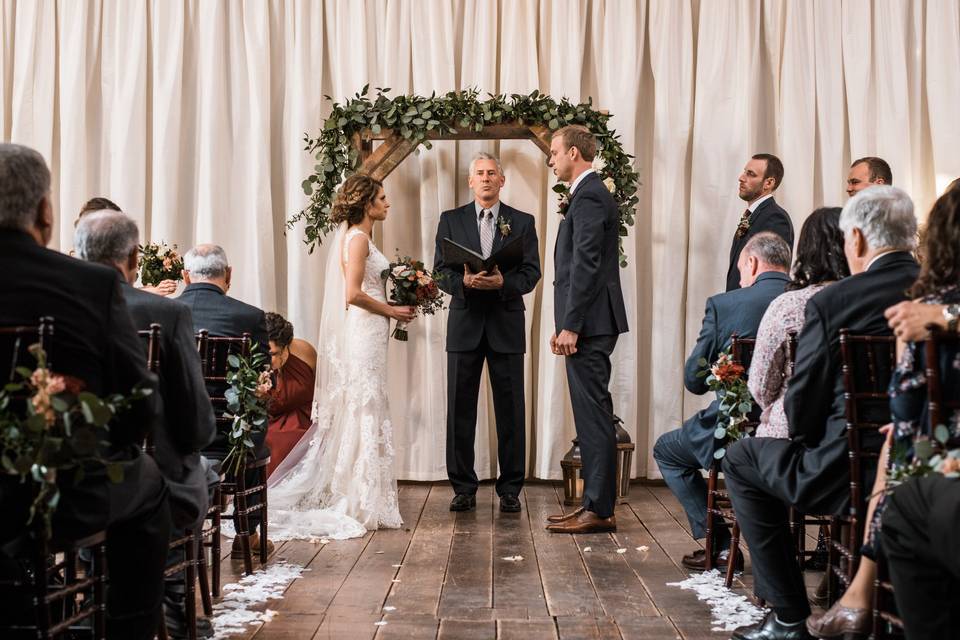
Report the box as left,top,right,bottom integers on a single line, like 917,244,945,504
433,152,541,513
846,156,892,197
726,153,794,291
545,125,629,534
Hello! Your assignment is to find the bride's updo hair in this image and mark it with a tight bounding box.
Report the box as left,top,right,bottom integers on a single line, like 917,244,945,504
331,174,383,225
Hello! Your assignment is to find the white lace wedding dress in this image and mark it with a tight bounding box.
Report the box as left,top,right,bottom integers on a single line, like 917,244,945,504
266,226,402,540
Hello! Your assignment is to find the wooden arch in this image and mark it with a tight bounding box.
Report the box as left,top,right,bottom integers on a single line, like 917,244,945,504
350,123,554,181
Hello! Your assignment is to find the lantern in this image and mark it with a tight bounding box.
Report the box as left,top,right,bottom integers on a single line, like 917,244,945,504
560,439,583,505
560,420,635,507
615,421,635,504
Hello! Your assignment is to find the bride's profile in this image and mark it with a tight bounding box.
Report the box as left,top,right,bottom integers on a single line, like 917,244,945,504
266,174,416,540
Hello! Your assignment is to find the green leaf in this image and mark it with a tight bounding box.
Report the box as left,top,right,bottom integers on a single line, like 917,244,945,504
934,424,950,445
914,439,934,461
714,426,727,439
713,448,726,460
227,354,241,369
106,463,124,484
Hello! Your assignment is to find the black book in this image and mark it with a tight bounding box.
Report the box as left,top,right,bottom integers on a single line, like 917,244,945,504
442,236,523,273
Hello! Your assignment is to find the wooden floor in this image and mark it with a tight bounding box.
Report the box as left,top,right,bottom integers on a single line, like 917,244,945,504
211,481,822,640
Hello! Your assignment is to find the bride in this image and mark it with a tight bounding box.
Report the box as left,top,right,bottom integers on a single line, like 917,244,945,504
266,174,416,540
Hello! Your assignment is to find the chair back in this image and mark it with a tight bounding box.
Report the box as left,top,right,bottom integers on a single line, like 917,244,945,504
731,334,760,431
0,317,55,381
839,330,896,518
196,330,252,426
137,324,162,456
925,327,960,443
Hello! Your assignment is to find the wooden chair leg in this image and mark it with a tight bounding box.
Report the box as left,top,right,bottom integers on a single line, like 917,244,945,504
213,488,223,596
185,532,198,640
234,476,254,575
725,521,740,589
196,545,213,617
704,467,717,571
259,466,268,564
94,542,107,640
827,520,840,605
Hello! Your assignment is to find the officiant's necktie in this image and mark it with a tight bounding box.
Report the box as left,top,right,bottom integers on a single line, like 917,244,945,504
479,209,495,259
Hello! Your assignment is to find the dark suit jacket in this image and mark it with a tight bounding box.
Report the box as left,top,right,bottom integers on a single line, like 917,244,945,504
434,202,541,354
726,196,794,291
553,172,629,337
776,251,920,513
681,271,791,469
123,284,216,529
178,281,268,457
0,230,161,539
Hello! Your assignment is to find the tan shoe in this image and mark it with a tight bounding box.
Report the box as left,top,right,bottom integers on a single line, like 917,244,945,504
545,510,616,534
805,603,871,638
231,533,275,560
546,506,585,523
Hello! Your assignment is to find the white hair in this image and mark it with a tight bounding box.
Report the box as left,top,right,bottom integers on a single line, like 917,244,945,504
840,185,917,252
184,244,229,279
74,210,139,264
468,151,503,177
0,143,50,231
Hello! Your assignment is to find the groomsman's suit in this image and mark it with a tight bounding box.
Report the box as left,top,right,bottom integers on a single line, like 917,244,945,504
726,195,793,291
434,201,541,503
723,251,919,618
553,171,629,520
654,268,789,558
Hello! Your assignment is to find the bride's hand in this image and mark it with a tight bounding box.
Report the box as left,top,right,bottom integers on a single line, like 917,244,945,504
391,305,417,322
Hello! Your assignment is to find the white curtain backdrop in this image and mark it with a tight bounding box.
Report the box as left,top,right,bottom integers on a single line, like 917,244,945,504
3,0,958,480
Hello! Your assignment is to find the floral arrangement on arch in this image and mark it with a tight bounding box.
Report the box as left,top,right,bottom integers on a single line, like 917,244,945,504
221,347,273,477
138,242,184,286
382,256,444,341
0,344,151,538
290,87,640,267
696,349,756,461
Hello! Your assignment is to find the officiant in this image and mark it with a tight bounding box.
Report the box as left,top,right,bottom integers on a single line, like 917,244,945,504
433,152,542,514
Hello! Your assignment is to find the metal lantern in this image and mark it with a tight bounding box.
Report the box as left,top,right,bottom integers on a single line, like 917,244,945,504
615,421,635,504
560,439,583,505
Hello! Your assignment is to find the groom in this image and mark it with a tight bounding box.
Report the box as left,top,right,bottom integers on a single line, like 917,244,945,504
433,152,542,513
546,125,629,534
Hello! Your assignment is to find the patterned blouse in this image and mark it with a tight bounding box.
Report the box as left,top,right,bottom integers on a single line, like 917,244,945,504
748,284,827,438
864,284,960,553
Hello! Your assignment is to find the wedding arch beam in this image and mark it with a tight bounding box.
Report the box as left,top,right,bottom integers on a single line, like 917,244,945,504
350,123,553,182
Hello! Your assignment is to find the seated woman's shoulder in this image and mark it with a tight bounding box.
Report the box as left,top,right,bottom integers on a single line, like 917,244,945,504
290,338,318,370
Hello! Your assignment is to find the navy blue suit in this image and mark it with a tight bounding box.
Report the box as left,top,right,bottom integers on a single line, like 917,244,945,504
653,270,789,545
434,202,541,496
553,172,628,518
726,197,794,291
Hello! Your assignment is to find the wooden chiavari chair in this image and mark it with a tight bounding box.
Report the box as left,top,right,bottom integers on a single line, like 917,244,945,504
0,318,108,639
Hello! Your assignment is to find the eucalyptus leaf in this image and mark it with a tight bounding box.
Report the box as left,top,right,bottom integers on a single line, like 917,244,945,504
934,423,950,445
713,448,726,460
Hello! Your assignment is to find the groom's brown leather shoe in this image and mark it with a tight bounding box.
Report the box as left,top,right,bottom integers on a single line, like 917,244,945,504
546,510,616,534
546,506,585,523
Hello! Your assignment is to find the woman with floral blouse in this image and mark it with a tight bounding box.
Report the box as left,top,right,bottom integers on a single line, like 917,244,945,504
748,207,850,438
807,185,960,638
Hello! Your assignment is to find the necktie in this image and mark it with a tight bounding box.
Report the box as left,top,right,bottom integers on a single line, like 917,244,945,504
479,210,495,259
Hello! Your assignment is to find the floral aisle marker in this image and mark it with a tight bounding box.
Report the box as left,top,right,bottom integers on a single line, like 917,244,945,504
290,87,640,266
221,348,272,477
697,349,755,460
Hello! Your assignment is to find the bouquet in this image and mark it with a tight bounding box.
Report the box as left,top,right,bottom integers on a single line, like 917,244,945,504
138,242,184,286
381,256,444,341
0,344,151,538
221,347,272,477
697,349,755,461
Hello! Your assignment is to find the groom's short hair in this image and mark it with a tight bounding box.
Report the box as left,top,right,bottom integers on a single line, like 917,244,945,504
553,125,596,161
468,151,503,176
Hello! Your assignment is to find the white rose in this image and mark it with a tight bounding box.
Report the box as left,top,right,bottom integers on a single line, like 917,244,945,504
603,177,616,193
592,154,606,173
392,265,406,278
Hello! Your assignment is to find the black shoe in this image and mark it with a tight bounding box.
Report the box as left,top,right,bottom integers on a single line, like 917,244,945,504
732,611,813,640
499,494,521,512
680,546,744,572
164,595,214,640
450,493,476,511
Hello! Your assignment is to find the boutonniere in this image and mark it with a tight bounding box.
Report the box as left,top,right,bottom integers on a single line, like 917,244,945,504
496,215,511,237
553,183,571,217
735,213,752,239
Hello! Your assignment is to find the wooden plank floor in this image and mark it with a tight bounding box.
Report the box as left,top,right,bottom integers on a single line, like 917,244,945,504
209,481,825,640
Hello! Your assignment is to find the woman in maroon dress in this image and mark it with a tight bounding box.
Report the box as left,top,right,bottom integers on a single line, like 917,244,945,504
264,312,317,477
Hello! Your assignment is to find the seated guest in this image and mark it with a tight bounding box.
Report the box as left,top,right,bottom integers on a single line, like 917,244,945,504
74,211,217,639
806,185,960,638
178,243,271,557
653,232,791,572
748,208,850,438
725,186,919,640
0,143,170,639
881,474,960,640
264,312,316,477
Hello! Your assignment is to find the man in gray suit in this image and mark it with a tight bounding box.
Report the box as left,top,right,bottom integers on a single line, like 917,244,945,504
654,232,791,571
545,125,629,534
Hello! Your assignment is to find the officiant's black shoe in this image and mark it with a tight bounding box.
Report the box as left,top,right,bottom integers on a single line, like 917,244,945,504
499,494,521,513
732,611,814,640
450,494,476,511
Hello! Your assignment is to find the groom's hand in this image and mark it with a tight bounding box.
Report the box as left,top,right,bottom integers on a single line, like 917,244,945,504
555,329,579,356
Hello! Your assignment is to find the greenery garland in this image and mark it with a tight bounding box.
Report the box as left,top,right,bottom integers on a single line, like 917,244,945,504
290,87,640,266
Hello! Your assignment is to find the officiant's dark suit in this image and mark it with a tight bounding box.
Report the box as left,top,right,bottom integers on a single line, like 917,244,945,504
124,284,216,531
0,229,170,639
434,186,541,510
723,250,918,620
654,261,789,563
553,170,629,522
